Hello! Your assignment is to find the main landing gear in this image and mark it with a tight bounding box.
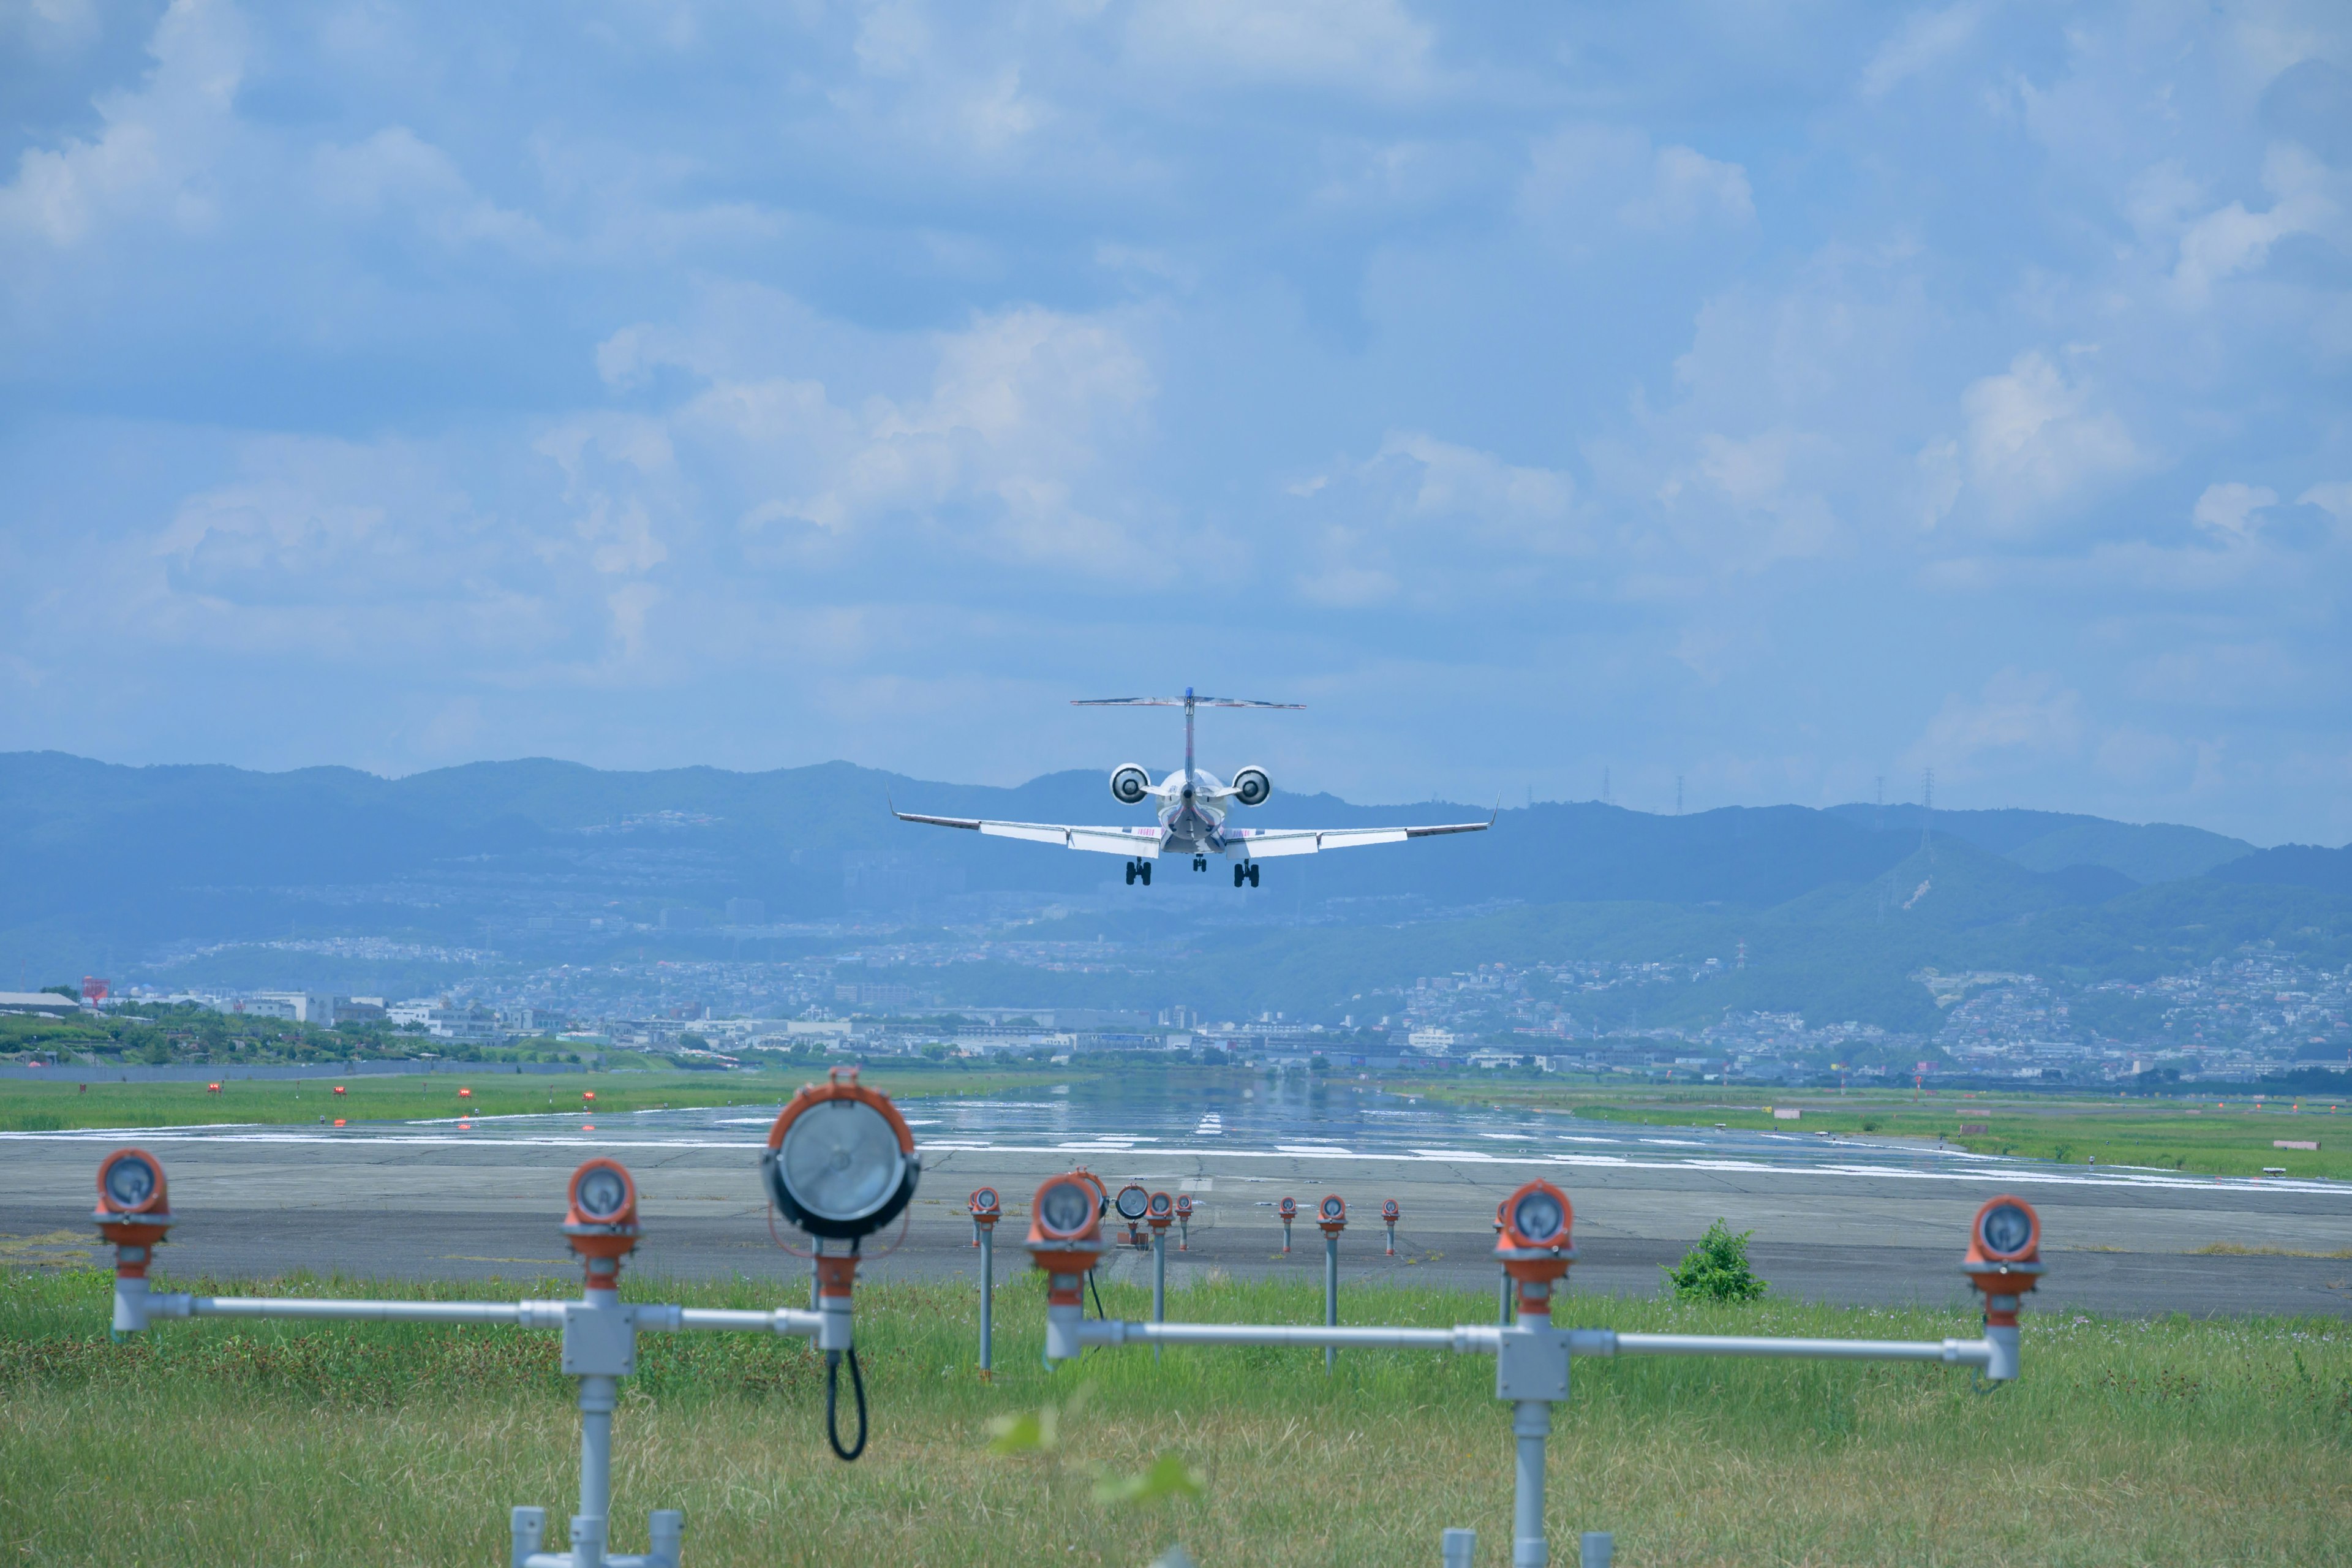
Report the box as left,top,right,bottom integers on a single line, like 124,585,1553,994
1125,859,1153,886
1232,862,1259,888
1193,855,1208,872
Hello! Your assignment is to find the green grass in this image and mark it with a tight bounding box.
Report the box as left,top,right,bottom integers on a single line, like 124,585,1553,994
2,1267,2346,1566
1403,1081,2352,1183
0,1066,1090,1134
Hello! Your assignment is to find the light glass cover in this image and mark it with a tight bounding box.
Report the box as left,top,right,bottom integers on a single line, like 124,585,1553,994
1321,1197,1344,1219
1512,1189,1566,1243
1039,1181,1094,1235
1115,1185,1150,1219
1980,1202,2033,1256
974,1188,999,1211
104,1156,156,1209
576,1167,629,1219
779,1099,905,1223
1149,1192,1170,1214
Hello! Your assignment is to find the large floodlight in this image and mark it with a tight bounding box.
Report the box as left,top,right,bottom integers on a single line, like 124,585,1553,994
763,1070,920,1240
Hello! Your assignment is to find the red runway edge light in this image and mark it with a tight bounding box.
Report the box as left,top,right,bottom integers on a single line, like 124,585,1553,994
95,1147,172,1278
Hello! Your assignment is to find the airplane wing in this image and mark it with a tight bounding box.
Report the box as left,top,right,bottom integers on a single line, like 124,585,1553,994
892,808,1164,859
1226,819,1493,859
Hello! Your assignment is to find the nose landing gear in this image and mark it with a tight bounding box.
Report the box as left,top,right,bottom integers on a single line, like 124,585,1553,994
1125,859,1153,886
1193,855,1208,872
1231,862,1259,888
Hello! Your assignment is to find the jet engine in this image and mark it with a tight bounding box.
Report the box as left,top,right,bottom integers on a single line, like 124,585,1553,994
1109,764,1153,805
1230,766,1272,807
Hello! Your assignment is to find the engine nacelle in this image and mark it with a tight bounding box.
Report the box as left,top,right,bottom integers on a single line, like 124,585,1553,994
1231,766,1272,807
1109,764,1152,806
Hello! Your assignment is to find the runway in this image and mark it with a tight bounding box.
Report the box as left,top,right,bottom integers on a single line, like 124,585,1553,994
7,1079,2348,1317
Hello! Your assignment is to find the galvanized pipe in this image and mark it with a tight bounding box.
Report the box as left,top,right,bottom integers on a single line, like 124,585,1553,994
172,1296,544,1326
1498,1267,1513,1327
979,1227,996,1374
1323,1231,1339,1371
1577,1330,1994,1368
1151,1231,1166,1364
576,1372,617,1568
1510,1398,1549,1568
1077,1320,1493,1353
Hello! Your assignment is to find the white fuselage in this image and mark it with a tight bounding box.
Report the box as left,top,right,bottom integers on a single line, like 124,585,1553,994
1152,769,1234,855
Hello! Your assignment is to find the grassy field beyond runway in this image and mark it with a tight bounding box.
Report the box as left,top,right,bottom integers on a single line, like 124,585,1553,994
1408,1081,2352,1185
0,1066,1083,1134
2,1270,2346,1566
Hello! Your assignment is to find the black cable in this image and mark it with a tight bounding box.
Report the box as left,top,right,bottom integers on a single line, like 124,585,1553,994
1087,1268,1107,1321
824,1349,868,1462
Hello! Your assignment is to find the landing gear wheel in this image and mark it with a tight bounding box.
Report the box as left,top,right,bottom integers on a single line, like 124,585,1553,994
1232,863,1246,888
1246,863,1260,888
1140,860,1152,886
1125,861,1138,886
1193,855,1207,872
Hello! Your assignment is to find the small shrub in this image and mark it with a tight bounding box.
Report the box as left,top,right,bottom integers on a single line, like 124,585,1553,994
1663,1219,1767,1303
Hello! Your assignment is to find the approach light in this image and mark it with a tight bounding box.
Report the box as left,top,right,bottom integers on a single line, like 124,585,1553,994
97,1148,165,1215
1507,1186,1568,1249
1278,1196,1297,1220
1962,1193,2043,1382
1381,1199,1400,1223
1035,1177,1099,1240
1977,1199,2035,1259
562,1158,642,1284
970,1187,1002,1218
1494,1179,1577,1317
761,1068,920,1240
1115,1183,1151,1221
1173,1194,1194,1218
1148,1191,1173,1220
1317,1194,1346,1235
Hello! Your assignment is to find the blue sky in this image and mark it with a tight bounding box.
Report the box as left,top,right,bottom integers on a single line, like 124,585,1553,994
2,0,2346,844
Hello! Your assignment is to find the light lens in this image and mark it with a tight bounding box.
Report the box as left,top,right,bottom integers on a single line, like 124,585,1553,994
778,1099,905,1223
1116,1185,1149,1219
576,1167,629,1219
103,1156,156,1210
974,1187,998,1211
1321,1197,1343,1219
1039,1182,1093,1235
1512,1190,1566,1244
1149,1193,1170,1215
1980,1201,2033,1256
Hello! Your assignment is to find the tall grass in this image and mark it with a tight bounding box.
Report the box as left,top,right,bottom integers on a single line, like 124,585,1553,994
2,1267,2345,1566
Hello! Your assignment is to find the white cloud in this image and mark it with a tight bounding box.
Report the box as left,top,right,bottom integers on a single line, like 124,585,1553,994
1860,2,1989,99
0,0,244,247
2171,141,2346,306
2297,481,2352,526
1125,0,1436,97
1908,668,2084,776
1948,350,2144,529
1520,126,1753,246
2191,481,2278,538
310,127,551,255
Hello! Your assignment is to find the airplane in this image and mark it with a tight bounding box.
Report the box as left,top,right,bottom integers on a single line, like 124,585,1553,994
891,688,1493,887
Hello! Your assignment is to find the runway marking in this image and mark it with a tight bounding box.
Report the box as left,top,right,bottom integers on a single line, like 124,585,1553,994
9,1129,2342,1196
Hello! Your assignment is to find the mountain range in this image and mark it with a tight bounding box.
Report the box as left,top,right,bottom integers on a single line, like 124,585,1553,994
4,750,2346,1030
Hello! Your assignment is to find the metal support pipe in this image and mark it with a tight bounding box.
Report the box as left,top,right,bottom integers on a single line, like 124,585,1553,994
163,1296,546,1326
576,1373,617,1568
1579,1531,1613,1568
979,1227,995,1374
1498,1268,1513,1328
1076,1319,1492,1353
1510,1399,1548,1568
1151,1231,1166,1364
1324,1231,1340,1371
1576,1330,1994,1368
1441,1527,1476,1568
